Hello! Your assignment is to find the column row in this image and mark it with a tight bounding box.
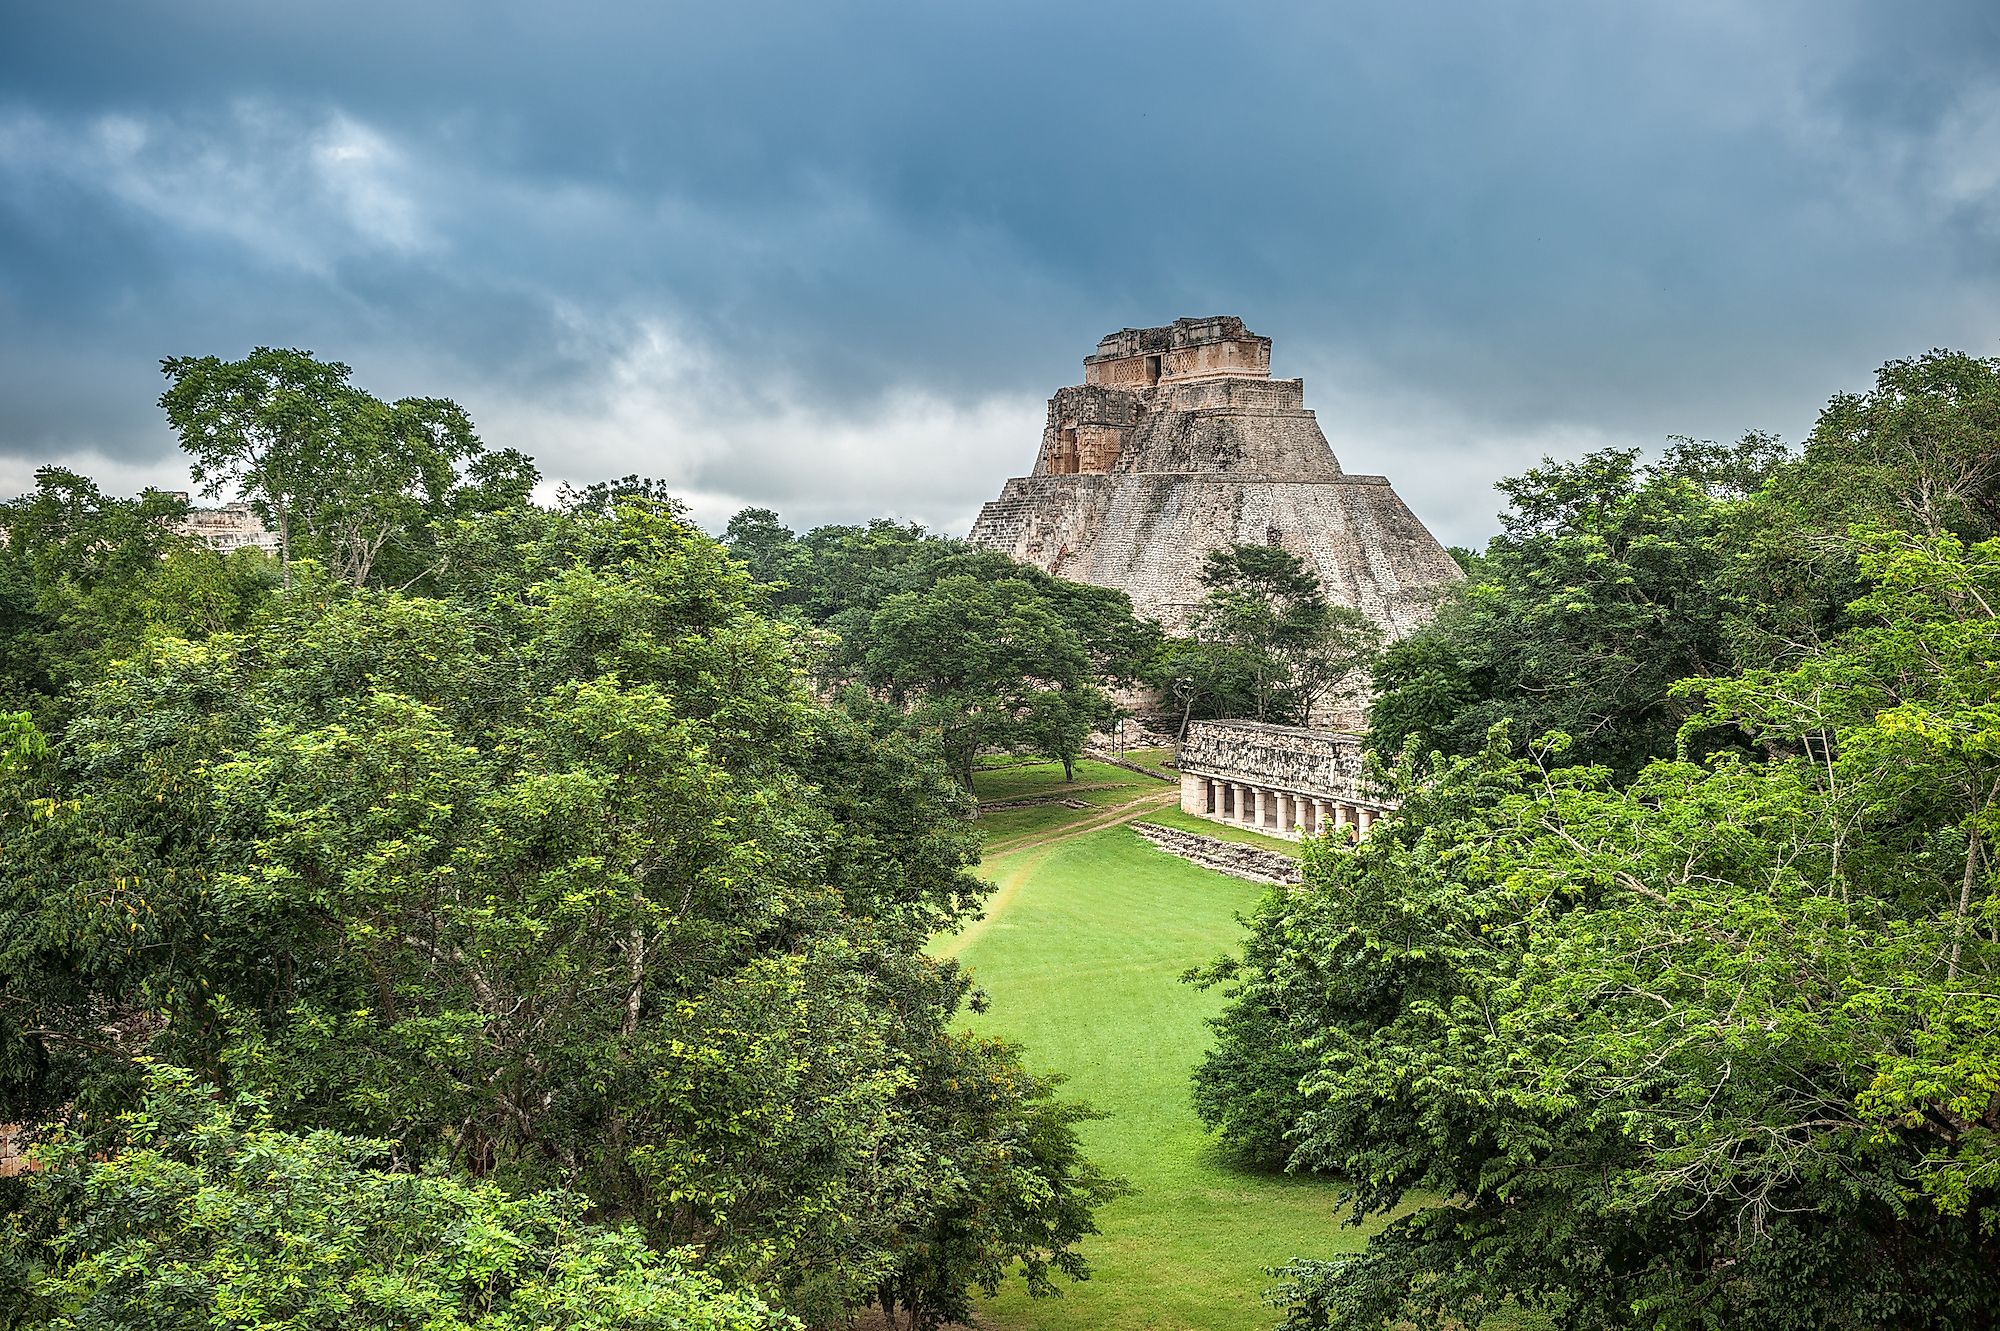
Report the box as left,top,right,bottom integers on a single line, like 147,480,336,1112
1199,778,1376,842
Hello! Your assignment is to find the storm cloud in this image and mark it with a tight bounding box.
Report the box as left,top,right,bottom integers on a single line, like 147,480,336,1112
3,0,1997,543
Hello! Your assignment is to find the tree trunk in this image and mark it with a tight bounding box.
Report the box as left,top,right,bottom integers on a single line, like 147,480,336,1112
624,929,645,1035
1950,829,1982,982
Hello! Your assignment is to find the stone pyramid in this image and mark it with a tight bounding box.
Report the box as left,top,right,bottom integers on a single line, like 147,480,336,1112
967,316,1462,639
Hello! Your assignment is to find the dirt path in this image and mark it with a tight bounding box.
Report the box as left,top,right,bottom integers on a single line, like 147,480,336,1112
941,788,1179,962
982,788,1180,859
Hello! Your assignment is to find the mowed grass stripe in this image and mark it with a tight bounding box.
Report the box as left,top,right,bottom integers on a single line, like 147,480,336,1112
950,820,1396,1331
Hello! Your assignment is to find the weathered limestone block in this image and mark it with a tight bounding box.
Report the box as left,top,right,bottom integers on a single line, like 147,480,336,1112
1129,822,1302,885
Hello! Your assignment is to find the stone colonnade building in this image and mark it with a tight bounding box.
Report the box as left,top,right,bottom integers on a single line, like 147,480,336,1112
1176,720,1389,842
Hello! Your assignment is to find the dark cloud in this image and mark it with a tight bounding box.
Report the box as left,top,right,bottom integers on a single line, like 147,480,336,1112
2,0,1998,543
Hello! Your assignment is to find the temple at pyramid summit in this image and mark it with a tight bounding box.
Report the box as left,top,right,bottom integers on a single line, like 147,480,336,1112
966,317,1463,643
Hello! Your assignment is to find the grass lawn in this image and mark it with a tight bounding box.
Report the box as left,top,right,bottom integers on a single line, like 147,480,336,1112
943,819,1401,1331
971,759,1177,848
969,757,1171,803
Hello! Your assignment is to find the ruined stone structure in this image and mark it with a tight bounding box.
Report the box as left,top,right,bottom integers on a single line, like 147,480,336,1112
169,495,281,555
1176,719,1389,842
1131,821,1303,885
967,317,1462,641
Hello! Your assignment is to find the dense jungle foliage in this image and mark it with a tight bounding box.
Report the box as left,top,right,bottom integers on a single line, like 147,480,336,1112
1196,350,2000,1328
0,348,1119,1331
7,342,1999,1331
720,511,1377,763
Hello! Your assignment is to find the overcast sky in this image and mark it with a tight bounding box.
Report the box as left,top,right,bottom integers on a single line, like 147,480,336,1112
4,1,1998,546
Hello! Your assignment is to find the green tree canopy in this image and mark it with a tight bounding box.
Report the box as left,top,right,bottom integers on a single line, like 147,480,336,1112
0,467,277,726
1,1065,789,1331
158,347,537,589
1368,435,1788,777
0,500,1118,1329
1194,530,2000,1328
1150,543,1376,733
720,512,1157,779
860,573,1112,785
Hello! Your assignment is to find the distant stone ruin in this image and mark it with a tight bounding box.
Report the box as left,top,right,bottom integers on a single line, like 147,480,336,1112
967,317,1462,640
167,494,281,555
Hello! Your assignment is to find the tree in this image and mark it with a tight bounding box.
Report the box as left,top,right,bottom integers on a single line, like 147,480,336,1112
1194,531,2000,1329
0,499,1119,1327
0,468,277,726
1372,356,2000,784
724,511,1159,692
721,506,800,588
0,1066,788,1331
1178,543,1367,725
156,348,346,585
1286,603,1381,725
1368,436,1787,777
1726,351,2000,670
158,348,537,589
561,474,687,516
859,574,1112,786
1785,349,2000,542
1144,637,1259,743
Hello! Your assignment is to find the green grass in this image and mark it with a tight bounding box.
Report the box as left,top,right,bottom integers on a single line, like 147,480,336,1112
944,818,1398,1331
969,758,1169,803
975,802,1106,844
1134,804,1304,856
1108,745,1179,776
970,759,1173,846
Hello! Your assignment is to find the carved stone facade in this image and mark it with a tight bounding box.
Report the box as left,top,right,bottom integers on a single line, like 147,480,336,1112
1175,719,1389,842
967,317,1462,645
168,495,281,555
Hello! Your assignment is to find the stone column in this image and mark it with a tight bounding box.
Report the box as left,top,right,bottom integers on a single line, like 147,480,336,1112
1357,807,1375,839
1331,802,1351,842
1180,771,1205,818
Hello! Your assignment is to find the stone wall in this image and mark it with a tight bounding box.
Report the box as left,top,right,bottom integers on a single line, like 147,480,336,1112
1085,317,1273,388
0,1122,29,1177
1130,821,1301,885
972,471,1455,640
1034,386,1141,476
